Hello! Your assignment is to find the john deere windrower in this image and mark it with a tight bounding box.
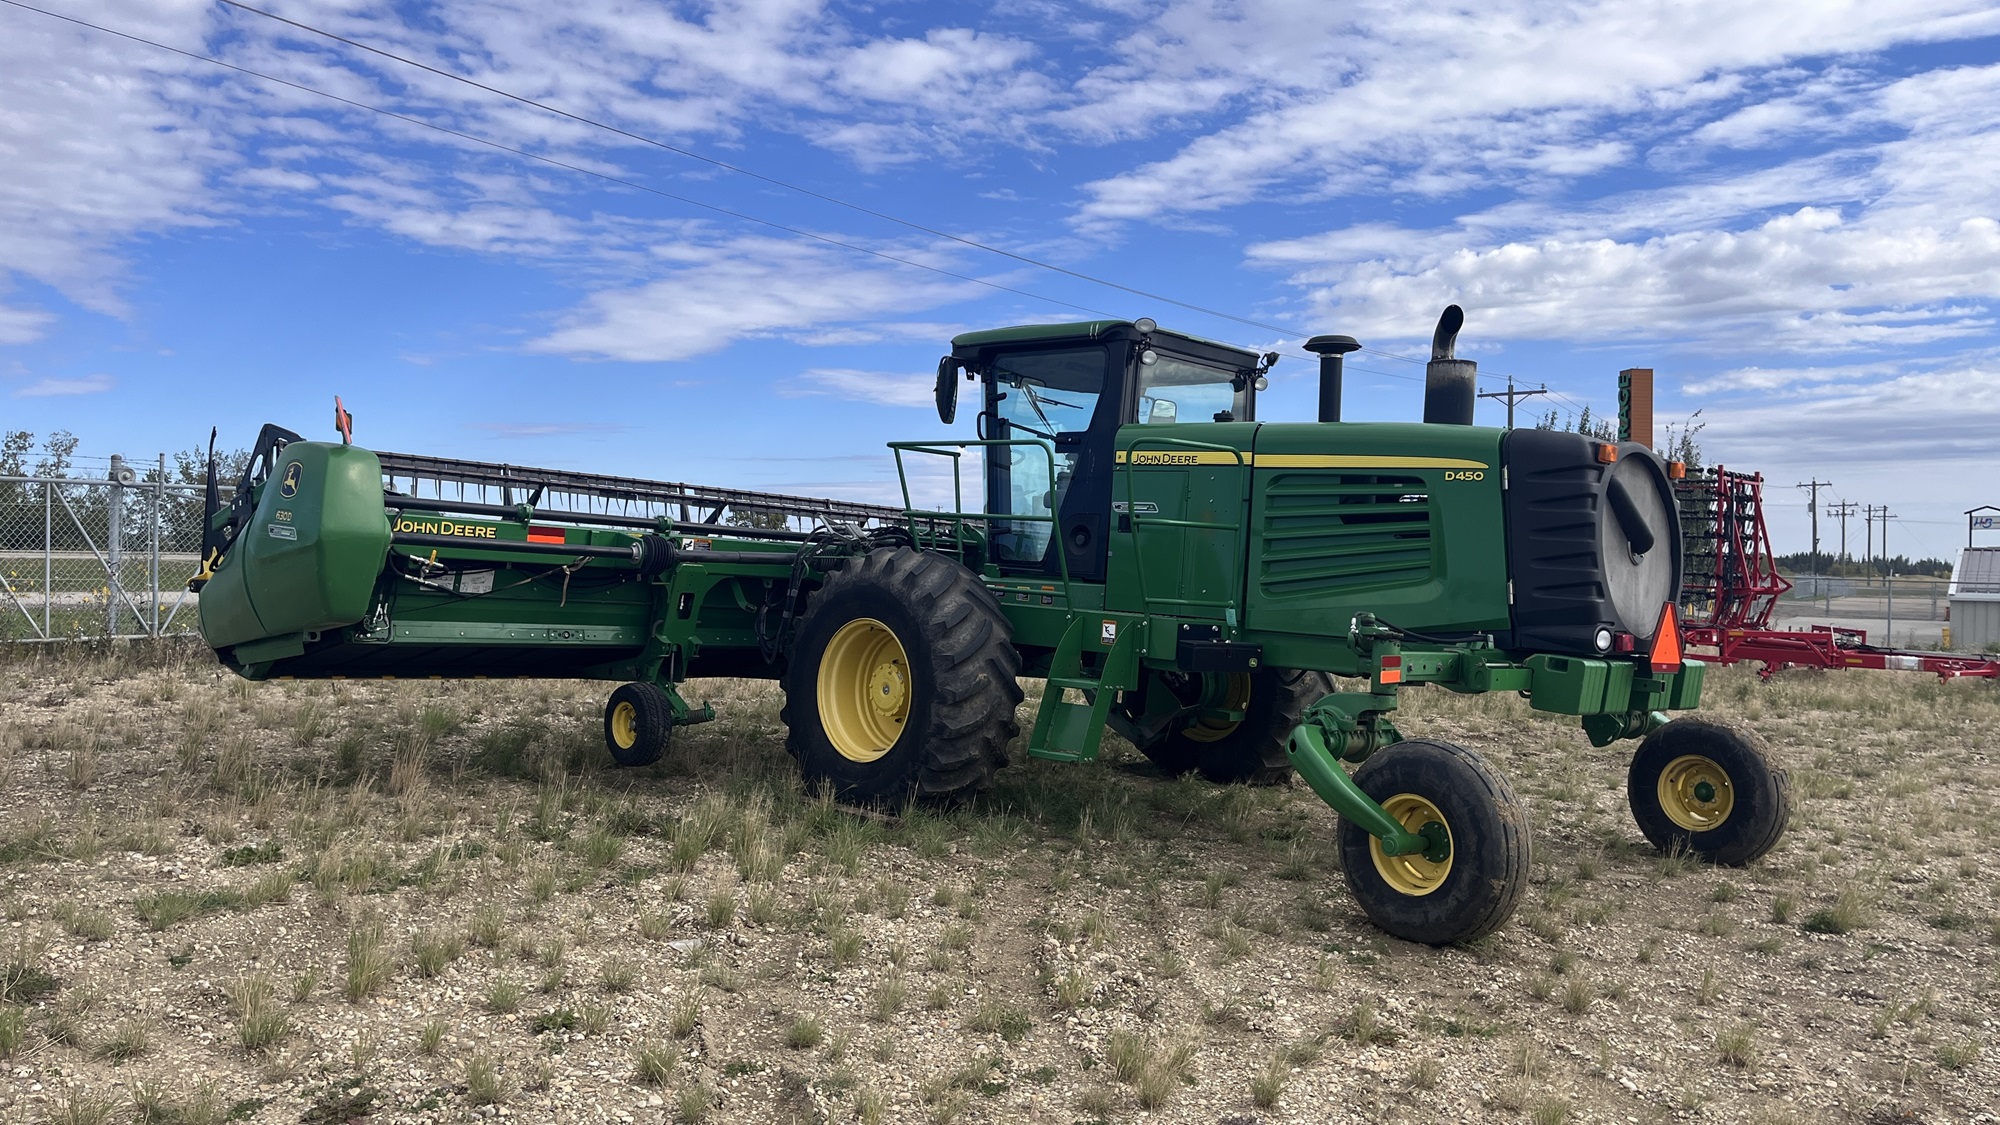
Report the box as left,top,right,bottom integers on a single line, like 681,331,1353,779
191,308,1789,945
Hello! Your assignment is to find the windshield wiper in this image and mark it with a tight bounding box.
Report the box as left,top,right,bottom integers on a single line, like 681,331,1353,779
1016,381,1073,439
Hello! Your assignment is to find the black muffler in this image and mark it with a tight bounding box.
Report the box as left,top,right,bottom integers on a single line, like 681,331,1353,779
1424,305,1477,426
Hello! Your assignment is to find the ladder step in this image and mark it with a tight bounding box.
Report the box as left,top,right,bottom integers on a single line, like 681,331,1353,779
1039,701,1104,756
1046,677,1102,691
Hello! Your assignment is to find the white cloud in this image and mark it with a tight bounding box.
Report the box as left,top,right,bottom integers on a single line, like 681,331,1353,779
1683,360,1907,395
831,29,1037,106
799,322,963,347
233,166,320,192
526,236,982,361
1242,50,2000,354
0,304,53,345
1700,357,2000,532
0,1,229,319
786,368,935,408
1261,208,2000,350
325,185,591,257
1069,0,2000,226
14,373,115,397
0,0,1066,336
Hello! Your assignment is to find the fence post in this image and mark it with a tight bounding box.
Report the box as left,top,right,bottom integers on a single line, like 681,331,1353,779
1886,573,1895,648
152,453,165,637
107,455,125,637
42,481,52,638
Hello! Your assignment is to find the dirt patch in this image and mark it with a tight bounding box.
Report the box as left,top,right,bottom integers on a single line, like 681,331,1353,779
0,643,1995,1124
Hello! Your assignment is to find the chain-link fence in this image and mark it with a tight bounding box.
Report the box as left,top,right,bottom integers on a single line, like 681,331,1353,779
0,457,224,642
1776,573,1952,648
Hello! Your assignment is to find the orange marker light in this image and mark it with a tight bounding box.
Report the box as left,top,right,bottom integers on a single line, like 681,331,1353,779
1666,460,1687,480
1594,442,1618,464
1648,603,1683,672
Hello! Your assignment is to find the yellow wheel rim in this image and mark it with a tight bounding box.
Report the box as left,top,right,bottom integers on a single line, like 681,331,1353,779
1658,754,1734,831
610,701,638,750
1369,793,1453,897
817,618,911,763
1183,673,1252,743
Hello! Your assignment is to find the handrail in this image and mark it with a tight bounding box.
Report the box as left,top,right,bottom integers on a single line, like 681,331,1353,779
1118,435,1249,619
887,439,1074,606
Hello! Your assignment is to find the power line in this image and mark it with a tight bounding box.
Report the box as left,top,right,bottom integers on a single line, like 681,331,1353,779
1796,479,1832,572
1827,499,1856,564
16,0,1644,399
1,0,1133,324
216,0,1330,345
1476,376,1550,429
210,0,1580,386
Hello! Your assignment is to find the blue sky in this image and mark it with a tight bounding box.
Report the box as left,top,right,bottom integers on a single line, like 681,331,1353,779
4,0,1999,562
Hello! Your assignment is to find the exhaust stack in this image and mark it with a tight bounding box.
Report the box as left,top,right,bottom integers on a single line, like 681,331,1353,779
1303,334,1361,423
1424,305,1477,426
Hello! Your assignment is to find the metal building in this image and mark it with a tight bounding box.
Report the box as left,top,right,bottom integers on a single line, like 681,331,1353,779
1948,547,2000,651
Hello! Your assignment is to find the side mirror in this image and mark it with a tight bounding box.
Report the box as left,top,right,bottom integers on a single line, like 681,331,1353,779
1150,399,1177,424
935,356,959,425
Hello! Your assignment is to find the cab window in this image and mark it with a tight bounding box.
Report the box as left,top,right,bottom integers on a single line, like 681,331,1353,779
984,346,1108,567
1136,353,1250,424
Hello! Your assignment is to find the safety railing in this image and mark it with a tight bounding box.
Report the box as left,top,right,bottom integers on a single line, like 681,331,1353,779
887,439,1074,606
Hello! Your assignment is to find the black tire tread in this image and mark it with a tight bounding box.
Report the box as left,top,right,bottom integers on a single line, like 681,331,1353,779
1627,716,1790,866
781,547,1022,802
604,681,672,767
1134,667,1335,785
1338,739,1530,945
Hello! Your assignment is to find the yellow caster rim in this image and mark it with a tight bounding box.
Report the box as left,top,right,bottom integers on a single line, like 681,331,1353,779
610,701,638,750
1370,793,1454,897
1658,754,1734,831
817,618,911,763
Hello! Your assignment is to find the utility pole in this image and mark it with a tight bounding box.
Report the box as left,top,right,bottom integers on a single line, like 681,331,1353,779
1827,500,1856,573
1796,479,1832,579
1476,374,1549,430
1862,504,1876,587
1883,513,1898,647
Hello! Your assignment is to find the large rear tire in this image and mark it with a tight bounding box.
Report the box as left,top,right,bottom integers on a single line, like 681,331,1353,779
781,547,1022,804
1627,717,1789,865
1130,667,1334,785
1337,739,1529,945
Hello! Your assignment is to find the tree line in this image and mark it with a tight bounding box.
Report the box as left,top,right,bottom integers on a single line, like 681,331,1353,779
1772,552,1954,579
1,430,250,554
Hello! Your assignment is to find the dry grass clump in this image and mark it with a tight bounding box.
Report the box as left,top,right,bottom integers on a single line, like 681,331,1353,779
1,647,1997,1123
1104,1028,1196,1108
225,974,290,1052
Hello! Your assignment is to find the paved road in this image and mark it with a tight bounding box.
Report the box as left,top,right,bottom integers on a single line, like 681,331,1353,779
1768,605,1947,649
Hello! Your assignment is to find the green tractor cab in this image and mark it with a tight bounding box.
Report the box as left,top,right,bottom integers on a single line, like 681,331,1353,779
192,309,1788,946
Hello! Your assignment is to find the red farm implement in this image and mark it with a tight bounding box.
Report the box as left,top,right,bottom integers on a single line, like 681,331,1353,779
1676,466,2000,681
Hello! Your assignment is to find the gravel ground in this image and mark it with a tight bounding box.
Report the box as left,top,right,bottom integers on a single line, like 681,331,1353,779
0,643,1995,1125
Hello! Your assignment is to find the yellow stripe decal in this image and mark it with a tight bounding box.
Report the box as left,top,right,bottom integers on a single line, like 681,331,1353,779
1113,450,1490,470
1254,454,1489,470
1114,450,1249,466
